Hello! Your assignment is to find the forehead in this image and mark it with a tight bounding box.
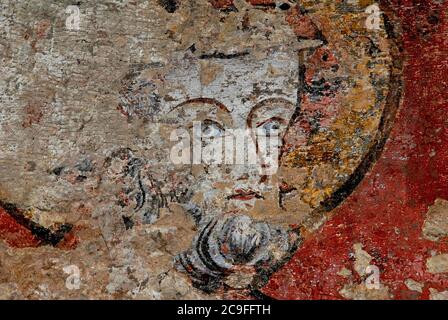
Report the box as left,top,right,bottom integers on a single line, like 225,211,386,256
150,2,303,121
162,49,299,123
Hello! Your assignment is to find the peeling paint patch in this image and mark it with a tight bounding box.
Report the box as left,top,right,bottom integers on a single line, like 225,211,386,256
427,254,448,274
353,243,373,277
423,199,448,241
339,283,391,300
405,279,424,293
429,288,448,300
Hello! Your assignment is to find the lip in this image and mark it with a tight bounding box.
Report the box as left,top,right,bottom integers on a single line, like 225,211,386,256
227,189,264,201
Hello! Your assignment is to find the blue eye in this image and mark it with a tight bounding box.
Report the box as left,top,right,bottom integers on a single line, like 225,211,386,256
202,121,224,138
261,120,281,136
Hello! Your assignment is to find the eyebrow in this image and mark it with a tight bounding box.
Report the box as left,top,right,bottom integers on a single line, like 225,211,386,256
246,97,296,127
198,51,250,60
171,97,231,113
255,116,288,128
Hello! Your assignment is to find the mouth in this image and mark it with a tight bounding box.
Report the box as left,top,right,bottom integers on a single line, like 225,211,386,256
227,189,264,201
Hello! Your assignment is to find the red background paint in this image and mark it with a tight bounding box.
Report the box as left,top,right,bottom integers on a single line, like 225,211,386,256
262,0,448,300
0,207,40,248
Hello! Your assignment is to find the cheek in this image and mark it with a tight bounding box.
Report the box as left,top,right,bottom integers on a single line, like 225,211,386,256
302,63,345,129
301,95,343,129
281,119,309,153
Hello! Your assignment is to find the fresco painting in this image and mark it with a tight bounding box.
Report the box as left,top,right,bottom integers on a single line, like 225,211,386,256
0,0,447,301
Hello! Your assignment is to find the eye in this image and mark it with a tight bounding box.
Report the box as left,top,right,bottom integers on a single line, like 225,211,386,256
257,118,284,137
201,120,224,139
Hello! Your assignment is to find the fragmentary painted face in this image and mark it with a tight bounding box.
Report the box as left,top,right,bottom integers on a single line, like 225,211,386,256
160,51,300,217
158,50,303,291
116,0,400,292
